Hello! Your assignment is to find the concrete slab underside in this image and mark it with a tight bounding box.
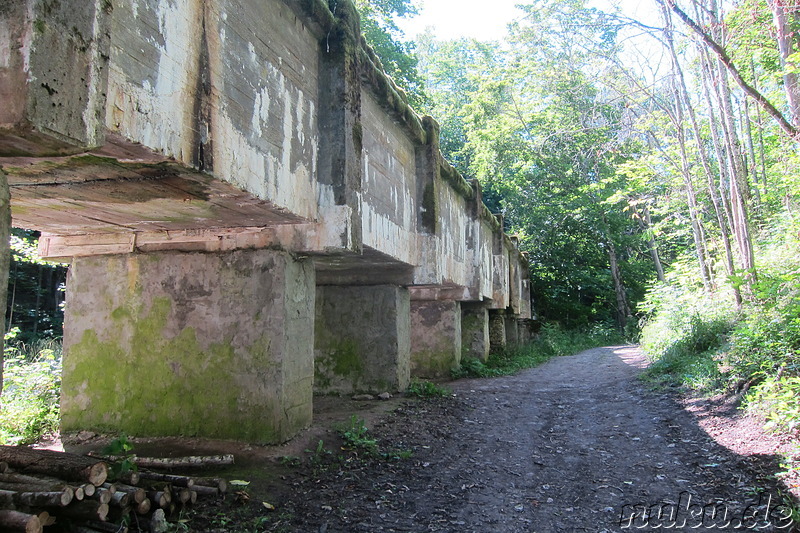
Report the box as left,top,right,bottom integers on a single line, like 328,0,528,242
60,249,315,443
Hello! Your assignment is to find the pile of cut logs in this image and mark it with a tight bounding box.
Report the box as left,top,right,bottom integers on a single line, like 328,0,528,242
0,445,230,533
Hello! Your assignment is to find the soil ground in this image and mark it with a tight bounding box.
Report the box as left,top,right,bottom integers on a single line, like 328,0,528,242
64,345,800,532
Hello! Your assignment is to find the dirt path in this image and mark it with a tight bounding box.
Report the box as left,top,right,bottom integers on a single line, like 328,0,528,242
198,346,797,532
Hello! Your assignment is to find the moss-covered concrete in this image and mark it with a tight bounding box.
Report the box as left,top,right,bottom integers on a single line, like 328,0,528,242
461,303,490,362
410,300,462,379
61,249,315,443
488,310,507,354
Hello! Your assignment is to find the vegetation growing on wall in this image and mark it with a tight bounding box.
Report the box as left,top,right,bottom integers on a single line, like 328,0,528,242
354,0,427,108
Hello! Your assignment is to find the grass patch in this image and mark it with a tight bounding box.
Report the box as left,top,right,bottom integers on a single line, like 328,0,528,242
406,379,451,397
454,322,624,378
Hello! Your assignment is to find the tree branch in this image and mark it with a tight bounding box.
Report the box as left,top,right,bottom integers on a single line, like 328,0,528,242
661,0,800,141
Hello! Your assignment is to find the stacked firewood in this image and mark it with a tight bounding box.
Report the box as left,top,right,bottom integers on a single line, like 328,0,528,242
0,445,230,533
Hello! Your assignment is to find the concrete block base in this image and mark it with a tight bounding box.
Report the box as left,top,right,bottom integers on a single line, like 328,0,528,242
314,285,410,394
489,310,507,354
461,303,490,361
505,312,520,347
410,300,462,378
61,249,315,443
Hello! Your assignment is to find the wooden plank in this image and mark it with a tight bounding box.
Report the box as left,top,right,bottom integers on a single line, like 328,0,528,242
39,234,135,259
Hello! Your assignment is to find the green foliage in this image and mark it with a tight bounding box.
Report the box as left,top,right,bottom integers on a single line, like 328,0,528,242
101,434,138,480
747,376,800,434
354,0,427,108
7,229,67,343
406,379,451,398
338,415,378,454
305,439,333,473
0,333,62,445
454,323,624,378
640,216,800,434
639,274,736,390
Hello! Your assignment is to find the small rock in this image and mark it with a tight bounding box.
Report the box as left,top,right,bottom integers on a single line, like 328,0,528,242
352,394,375,401
150,509,168,533
378,392,392,400
76,430,96,442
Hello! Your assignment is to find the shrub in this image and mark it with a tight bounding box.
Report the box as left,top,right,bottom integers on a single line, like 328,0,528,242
746,376,800,434
0,333,62,445
638,275,736,392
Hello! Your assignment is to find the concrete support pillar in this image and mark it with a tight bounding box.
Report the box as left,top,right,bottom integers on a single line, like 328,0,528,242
488,309,507,354
518,318,535,344
505,311,520,348
61,249,315,444
410,300,462,378
461,303,490,361
315,285,410,395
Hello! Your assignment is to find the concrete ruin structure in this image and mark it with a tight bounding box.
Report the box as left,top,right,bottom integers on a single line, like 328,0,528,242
0,0,533,443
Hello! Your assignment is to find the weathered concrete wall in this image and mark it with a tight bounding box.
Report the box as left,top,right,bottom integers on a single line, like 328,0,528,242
360,92,418,265
410,300,461,378
61,249,315,443
314,285,410,394
105,0,322,219
0,0,110,153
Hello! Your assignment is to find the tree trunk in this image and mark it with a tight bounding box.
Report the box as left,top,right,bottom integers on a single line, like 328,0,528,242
751,60,769,190
0,489,73,509
708,8,757,291
688,0,757,299
664,3,742,305
639,204,665,282
607,242,630,330
0,168,10,396
741,94,762,209
670,78,713,292
769,0,800,127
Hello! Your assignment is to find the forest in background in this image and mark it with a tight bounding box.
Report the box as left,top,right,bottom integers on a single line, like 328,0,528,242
2,0,798,463
361,0,800,452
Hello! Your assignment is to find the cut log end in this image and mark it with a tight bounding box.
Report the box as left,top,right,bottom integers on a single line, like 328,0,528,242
86,463,108,487
0,510,43,533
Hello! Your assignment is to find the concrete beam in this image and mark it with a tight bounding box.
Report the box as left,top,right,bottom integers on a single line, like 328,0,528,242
37,206,354,260
408,284,471,302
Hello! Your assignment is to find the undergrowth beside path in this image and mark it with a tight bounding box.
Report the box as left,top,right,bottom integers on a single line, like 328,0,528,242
638,217,800,499
453,322,625,378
